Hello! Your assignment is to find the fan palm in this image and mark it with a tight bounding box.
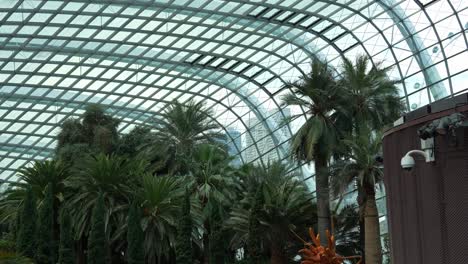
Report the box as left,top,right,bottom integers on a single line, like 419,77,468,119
137,175,203,263
339,55,403,133
189,144,237,263
151,100,225,174
338,55,402,264
281,60,346,240
227,161,317,264
330,131,384,264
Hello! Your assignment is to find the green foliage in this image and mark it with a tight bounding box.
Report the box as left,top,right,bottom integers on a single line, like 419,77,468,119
0,251,33,264
127,202,144,264
339,55,403,132
35,184,56,264
176,190,192,264
117,126,153,157
16,188,36,258
58,208,75,264
87,194,107,264
281,60,345,161
227,161,317,262
150,100,226,174
0,160,68,224
0,240,15,252
246,187,263,263
139,175,202,263
56,104,120,159
281,60,345,240
64,154,147,240
333,205,361,262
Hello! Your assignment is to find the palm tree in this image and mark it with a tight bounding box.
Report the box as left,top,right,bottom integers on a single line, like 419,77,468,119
281,60,346,240
339,55,403,133
56,104,120,164
0,160,68,225
333,205,362,263
337,55,403,264
189,144,237,264
151,100,225,174
227,161,317,264
63,153,148,258
330,131,384,264
137,175,203,263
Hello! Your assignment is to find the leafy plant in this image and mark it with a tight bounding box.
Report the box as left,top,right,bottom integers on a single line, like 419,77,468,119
35,184,57,264
58,208,75,264
127,202,144,264
16,188,36,258
87,194,106,264
176,189,193,264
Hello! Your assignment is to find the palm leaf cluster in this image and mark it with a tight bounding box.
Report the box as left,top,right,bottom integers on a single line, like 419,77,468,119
0,100,318,264
282,55,402,263
0,55,401,264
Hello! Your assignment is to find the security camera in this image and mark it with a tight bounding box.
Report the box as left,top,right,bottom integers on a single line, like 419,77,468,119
400,155,415,171
400,149,434,171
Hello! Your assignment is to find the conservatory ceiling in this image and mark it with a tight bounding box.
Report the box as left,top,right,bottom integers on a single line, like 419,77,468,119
0,0,467,183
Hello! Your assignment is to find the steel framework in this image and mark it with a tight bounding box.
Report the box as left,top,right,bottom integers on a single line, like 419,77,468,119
0,0,467,183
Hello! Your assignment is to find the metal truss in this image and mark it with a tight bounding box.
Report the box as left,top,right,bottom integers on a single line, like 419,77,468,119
0,0,467,183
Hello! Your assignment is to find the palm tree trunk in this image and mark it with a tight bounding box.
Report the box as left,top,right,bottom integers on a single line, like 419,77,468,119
270,242,286,264
357,184,366,264
364,188,382,264
315,154,331,240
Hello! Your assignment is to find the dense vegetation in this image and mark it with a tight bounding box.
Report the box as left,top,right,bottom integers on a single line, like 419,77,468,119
0,56,401,264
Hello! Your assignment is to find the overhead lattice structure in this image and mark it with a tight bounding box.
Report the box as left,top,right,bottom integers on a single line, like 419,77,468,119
1,0,467,184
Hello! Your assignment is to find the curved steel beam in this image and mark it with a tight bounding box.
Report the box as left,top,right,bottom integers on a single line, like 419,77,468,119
1,42,289,158
378,0,447,100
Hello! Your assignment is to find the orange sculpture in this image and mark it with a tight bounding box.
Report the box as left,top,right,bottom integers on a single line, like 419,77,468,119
299,228,362,264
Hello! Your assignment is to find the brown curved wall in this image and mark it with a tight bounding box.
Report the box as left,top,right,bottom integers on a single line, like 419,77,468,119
383,108,468,264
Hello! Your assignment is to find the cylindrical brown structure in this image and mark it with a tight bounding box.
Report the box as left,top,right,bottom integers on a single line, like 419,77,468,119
383,94,468,264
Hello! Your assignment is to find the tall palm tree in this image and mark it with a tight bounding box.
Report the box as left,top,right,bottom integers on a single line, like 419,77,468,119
227,161,317,264
330,131,384,264
151,100,225,175
339,55,403,133
281,60,346,240
338,55,403,264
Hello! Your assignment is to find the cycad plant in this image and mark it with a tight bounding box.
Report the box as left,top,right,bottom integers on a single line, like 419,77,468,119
228,161,316,264
0,159,68,224
281,60,346,240
64,154,147,247
138,175,202,263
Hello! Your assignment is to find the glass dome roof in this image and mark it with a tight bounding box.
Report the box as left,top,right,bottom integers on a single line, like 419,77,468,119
0,0,467,184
